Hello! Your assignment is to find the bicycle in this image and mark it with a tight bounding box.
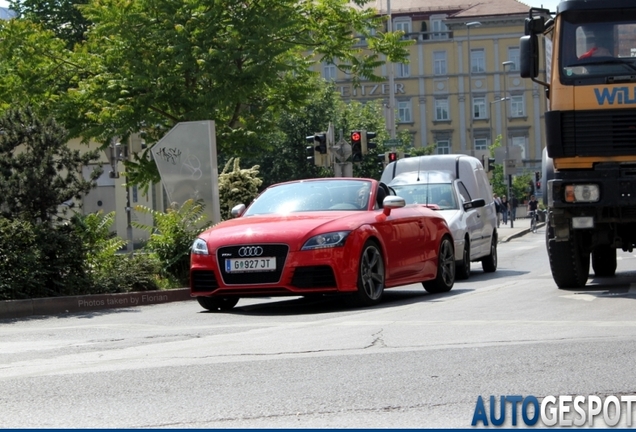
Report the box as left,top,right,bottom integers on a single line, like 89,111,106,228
528,210,538,233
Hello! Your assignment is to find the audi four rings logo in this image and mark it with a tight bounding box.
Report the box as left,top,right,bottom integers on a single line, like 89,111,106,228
238,246,264,257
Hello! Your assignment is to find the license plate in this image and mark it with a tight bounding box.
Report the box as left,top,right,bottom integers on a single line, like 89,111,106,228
225,257,276,273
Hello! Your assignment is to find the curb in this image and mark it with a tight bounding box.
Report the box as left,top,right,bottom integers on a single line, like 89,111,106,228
0,288,193,320
500,222,546,243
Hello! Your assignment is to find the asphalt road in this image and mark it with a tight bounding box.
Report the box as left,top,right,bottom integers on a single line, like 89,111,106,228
2,225,636,428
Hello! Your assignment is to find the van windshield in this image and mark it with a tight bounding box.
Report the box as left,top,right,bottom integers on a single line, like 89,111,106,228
391,183,458,209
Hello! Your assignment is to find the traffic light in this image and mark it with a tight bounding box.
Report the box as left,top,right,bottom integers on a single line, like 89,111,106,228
305,143,316,165
351,130,363,162
315,133,327,154
364,131,377,153
487,157,495,172
387,152,398,163
535,171,541,190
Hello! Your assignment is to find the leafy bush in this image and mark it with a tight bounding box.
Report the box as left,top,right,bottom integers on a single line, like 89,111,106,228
134,199,209,286
218,157,262,220
0,218,43,300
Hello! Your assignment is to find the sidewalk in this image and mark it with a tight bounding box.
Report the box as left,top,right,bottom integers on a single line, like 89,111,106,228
1,222,543,321
498,218,545,243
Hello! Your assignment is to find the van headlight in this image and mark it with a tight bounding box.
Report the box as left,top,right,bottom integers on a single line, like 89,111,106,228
565,184,599,203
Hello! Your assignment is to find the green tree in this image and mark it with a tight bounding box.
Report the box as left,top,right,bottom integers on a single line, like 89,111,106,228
9,0,92,49
0,106,101,224
0,0,412,189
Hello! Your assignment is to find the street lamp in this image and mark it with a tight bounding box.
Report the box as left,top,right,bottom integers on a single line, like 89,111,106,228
502,60,515,227
489,96,510,143
466,21,481,152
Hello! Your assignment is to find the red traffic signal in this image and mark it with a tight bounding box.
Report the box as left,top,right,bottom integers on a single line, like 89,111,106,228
388,152,398,162
351,131,361,143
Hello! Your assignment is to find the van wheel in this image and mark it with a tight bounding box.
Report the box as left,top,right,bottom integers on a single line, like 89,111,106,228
456,239,470,280
481,235,497,273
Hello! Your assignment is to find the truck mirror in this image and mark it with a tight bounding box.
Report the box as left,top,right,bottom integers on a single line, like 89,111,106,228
525,16,545,35
519,34,539,78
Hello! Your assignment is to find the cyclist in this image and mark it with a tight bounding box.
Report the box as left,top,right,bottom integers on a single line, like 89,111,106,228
527,194,539,232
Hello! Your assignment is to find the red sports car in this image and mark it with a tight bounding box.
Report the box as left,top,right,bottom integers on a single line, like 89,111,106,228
190,178,455,311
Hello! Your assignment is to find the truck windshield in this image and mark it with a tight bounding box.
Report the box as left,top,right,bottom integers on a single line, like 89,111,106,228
560,10,636,84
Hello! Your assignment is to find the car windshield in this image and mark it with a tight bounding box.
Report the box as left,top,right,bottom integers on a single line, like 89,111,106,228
391,183,458,210
244,179,373,215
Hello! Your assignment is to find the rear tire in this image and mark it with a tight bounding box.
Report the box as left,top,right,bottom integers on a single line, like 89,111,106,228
456,239,470,280
423,236,455,293
548,232,590,289
197,296,239,311
592,245,617,277
481,235,497,273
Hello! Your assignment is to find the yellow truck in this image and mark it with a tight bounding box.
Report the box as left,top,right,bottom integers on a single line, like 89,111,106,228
520,0,636,288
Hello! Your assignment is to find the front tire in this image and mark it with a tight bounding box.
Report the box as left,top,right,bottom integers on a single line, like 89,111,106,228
197,296,239,312
423,236,455,293
350,240,385,307
456,239,471,280
548,231,590,289
592,245,617,277
481,235,498,273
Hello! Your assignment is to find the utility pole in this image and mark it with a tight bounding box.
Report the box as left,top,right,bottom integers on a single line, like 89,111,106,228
502,60,515,228
387,0,396,139
466,21,481,153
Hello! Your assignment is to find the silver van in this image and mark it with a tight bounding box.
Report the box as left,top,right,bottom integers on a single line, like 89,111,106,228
380,154,498,279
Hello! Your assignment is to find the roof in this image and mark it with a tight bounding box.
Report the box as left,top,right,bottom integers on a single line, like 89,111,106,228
367,0,530,17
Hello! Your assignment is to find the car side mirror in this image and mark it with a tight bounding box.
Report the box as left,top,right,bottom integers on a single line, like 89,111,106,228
231,203,246,218
383,195,406,216
463,198,486,210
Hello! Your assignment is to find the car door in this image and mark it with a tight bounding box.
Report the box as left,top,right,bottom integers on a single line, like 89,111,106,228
373,188,429,280
456,181,486,258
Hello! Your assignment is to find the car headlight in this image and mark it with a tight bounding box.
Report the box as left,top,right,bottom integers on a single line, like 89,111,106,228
565,184,599,203
192,238,209,255
301,231,350,250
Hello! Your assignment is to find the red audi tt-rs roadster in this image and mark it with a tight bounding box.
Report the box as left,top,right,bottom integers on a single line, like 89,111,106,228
190,178,455,311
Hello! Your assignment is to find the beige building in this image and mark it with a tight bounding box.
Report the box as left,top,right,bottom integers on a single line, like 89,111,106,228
318,0,544,171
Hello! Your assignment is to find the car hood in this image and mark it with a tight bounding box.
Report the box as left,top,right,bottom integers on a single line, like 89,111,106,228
435,209,462,230
198,212,362,250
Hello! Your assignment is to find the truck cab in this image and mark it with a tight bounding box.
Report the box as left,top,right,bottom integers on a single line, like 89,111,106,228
520,0,636,288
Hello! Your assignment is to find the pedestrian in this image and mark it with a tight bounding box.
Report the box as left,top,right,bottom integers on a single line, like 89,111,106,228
493,194,503,228
501,195,509,225
510,195,518,222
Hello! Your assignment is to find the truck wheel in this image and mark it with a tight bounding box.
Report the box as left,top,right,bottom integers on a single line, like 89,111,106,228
548,233,590,289
592,245,617,277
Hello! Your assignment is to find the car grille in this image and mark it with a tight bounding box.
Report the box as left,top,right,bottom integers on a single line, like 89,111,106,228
291,266,337,288
217,244,289,285
191,270,219,293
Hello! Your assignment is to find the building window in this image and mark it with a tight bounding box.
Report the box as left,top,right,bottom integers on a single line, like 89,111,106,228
433,51,447,75
323,63,336,81
473,96,487,119
430,15,449,40
511,95,525,117
396,62,410,78
475,138,488,150
434,98,450,121
394,19,412,38
398,100,412,123
471,49,486,73
508,47,520,71
436,140,451,154
512,136,527,159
